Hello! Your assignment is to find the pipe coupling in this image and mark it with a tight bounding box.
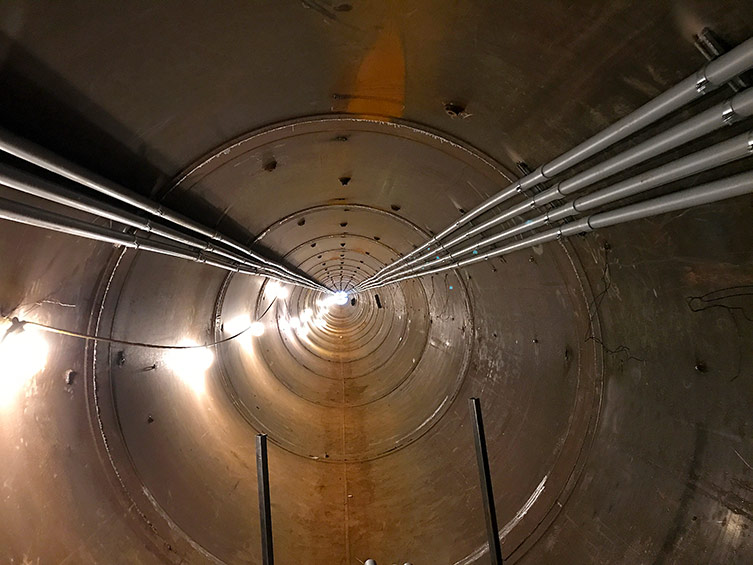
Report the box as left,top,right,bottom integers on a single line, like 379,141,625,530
747,131,753,152
695,68,710,94
721,100,739,125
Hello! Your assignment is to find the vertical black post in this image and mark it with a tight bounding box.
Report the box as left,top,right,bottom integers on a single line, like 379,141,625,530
469,397,504,564
256,433,274,565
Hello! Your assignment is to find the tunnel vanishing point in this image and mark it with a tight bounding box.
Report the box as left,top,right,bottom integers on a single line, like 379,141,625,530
0,2,753,564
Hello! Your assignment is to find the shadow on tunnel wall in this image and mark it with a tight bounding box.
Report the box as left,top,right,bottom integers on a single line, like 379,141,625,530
0,32,297,271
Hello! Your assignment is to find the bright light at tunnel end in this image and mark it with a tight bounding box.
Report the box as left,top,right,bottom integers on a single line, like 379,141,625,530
332,291,349,306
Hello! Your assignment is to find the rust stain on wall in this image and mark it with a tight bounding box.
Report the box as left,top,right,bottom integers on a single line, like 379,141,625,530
335,21,405,118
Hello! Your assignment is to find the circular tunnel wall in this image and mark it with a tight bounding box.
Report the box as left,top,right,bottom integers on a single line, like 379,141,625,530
1,3,752,564
90,117,602,563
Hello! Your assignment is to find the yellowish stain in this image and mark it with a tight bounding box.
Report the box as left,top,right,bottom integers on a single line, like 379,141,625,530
342,21,405,119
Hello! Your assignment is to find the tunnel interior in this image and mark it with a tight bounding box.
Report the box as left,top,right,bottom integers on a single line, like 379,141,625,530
0,2,752,564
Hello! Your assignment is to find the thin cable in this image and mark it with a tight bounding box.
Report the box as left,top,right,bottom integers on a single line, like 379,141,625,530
2,315,253,350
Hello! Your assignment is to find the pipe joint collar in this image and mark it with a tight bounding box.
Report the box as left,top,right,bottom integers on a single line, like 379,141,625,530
748,131,753,152
722,100,740,125
695,68,711,93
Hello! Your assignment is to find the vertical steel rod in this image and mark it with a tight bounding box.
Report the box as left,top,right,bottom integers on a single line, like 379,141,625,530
256,434,274,565
469,397,504,565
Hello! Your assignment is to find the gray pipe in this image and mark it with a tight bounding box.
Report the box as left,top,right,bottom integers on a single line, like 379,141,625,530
0,127,325,290
557,88,753,194
362,129,753,287
365,171,753,289
362,87,753,287
357,36,753,289
542,36,753,177
0,164,319,289
0,196,322,289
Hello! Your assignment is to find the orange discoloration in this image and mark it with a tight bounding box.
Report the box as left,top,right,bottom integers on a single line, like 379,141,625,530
340,22,405,119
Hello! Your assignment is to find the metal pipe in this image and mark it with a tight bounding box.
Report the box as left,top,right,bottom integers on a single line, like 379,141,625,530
469,398,504,565
0,127,325,290
0,164,318,289
361,87,753,289
356,36,753,289
368,89,753,286
0,195,319,287
363,130,753,286
256,434,274,565
367,171,753,288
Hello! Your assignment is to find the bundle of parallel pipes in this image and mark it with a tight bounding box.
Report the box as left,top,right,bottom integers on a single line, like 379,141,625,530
0,129,326,292
356,36,753,292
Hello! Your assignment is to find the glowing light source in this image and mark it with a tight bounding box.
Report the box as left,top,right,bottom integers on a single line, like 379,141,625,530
333,291,349,305
165,340,214,394
224,315,251,336
225,315,265,337
266,281,289,300
0,321,48,409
